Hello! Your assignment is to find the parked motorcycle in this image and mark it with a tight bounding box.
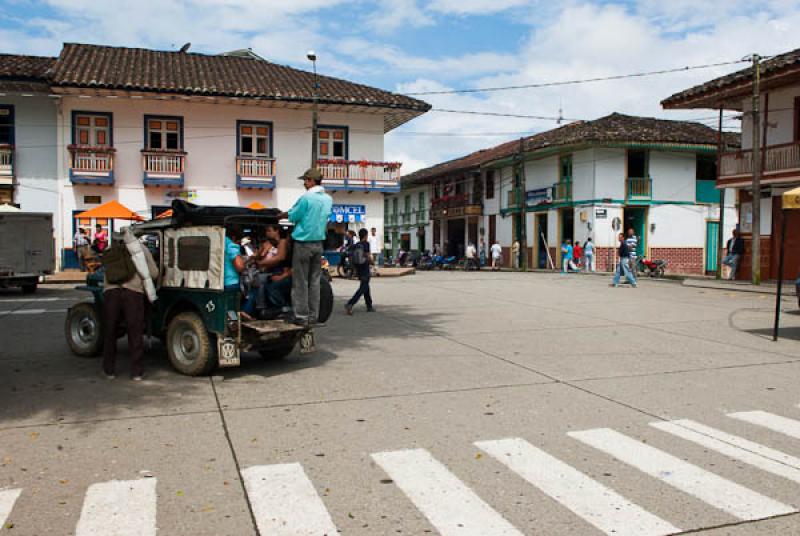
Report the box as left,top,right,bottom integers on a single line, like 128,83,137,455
637,257,668,278
433,255,458,270
337,252,355,279
418,251,435,270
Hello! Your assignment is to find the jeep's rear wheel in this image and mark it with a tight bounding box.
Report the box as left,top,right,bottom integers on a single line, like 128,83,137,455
166,312,216,376
65,303,103,357
318,277,334,324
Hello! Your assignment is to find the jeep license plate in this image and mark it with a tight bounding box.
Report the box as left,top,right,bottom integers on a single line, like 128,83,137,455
218,338,240,367
299,331,315,354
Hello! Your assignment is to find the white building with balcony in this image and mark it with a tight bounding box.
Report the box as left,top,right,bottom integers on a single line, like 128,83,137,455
0,54,59,220
39,43,429,268
663,48,800,281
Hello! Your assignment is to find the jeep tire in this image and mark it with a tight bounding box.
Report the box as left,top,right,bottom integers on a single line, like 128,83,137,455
166,312,216,376
65,303,104,357
318,277,334,324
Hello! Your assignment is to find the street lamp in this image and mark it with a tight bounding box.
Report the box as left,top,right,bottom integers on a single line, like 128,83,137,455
307,51,319,169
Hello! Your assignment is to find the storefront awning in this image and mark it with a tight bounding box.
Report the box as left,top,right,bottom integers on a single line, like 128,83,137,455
783,186,800,210
76,200,144,221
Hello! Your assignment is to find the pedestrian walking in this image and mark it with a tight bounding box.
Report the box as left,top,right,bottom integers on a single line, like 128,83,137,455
345,228,375,315
479,238,487,267
92,224,108,254
561,239,576,272
278,168,333,326
102,232,158,380
573,240,583,271
490,241,502,271
465,242,478,270
625,228,639,276
722,229,744,280
583,237,595,272
74,227,90,271
611,232,637,288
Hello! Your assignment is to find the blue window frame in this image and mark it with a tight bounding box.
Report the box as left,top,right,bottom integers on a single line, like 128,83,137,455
0,105,14,145
144,115,183,150
71,111,113,146
317,124,349,160
236,120,273,157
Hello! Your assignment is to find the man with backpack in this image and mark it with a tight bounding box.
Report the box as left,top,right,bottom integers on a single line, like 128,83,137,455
345,228,375,315
101,232,158,381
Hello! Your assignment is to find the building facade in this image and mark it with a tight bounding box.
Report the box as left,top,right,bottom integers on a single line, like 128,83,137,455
663,48,800,281
383,183,430,257
396,114,738,275
2,44,430,269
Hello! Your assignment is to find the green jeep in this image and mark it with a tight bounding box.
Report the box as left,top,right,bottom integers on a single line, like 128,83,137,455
64,201,334,376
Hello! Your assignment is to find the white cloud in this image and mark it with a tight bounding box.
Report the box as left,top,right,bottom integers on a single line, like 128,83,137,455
427,0,533,15
364,0,433,31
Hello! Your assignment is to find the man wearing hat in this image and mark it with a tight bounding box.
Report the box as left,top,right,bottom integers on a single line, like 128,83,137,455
278,168,333,325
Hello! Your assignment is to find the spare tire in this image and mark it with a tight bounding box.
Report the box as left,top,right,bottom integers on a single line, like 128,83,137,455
318,277,334,323
65,303,103,357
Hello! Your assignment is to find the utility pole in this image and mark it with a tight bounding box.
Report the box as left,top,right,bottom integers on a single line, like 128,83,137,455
750,54,762,285
716,108,725,280
308,52,320,169
518,138,528,271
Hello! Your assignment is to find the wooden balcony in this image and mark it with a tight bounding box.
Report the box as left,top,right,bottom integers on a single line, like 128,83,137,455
317,159,401,192
430,193,482,219
552,180,572,203
236,156,276,189
720,142,800,182
625,177,652,202
0,145,13,187
142,150,185,187
69,146,114,185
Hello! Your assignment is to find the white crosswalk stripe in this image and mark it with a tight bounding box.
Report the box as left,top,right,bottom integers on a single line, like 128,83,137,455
569,428,796,521
652,419,800,481
729,411,800,440
476,438,681,536
372,448,522,536
0,488,21,528
241,463,338,536
75,478,157,536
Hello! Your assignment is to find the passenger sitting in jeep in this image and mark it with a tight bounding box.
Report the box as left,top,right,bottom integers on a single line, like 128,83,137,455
255,224,292,317
224,226,257,320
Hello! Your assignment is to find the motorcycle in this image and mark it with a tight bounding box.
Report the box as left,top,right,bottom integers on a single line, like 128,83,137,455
418,251,435,270
433,255,458,270
337,251,355,279
637,257,668,278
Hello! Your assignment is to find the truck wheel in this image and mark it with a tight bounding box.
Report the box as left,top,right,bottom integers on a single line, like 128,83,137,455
318,277,334,324
21,283,37,294
258,340,296,359
65,303,103,357
166,312,216,376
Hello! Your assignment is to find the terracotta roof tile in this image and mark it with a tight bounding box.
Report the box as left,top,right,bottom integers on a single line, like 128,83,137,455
0,53,55,93
662,48,800,109
404,113,738,184
48,43,430,131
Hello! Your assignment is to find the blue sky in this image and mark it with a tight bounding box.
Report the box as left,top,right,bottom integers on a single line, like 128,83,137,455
2,0,799,172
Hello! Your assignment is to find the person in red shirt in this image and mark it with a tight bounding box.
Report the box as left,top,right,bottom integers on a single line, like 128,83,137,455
572,240,583,270
93,224,108,253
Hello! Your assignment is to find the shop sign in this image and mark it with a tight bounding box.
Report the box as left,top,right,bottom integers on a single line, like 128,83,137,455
595,209,608,219
329,204,366,223
526,188,551,207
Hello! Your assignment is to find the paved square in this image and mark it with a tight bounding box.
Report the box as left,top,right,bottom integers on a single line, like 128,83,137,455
1,273,799,535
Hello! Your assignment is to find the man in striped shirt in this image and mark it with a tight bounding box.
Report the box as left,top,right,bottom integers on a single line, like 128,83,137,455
625,228,639,276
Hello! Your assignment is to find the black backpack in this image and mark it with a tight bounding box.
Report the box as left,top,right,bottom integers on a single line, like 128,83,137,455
103,241,137,284
352,243,368,266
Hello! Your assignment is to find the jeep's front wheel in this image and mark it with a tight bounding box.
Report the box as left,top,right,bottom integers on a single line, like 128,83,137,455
166,312,216,376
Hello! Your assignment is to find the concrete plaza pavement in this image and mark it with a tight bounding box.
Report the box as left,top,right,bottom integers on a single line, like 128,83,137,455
1,272,800,535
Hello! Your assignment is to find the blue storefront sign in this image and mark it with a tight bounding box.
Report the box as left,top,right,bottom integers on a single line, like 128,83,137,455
329,204,366,223
526,188,551,207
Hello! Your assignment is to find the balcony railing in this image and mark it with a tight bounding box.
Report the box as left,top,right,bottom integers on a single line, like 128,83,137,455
142,151,186,187
720,142,800,179
0,145,13,187
317,159,402,192
626,177,652,201
236,156,276,189
69,146,114,185
552,180,572,203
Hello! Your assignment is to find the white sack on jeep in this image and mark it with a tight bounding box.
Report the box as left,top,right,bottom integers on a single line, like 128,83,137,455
123,227,158,303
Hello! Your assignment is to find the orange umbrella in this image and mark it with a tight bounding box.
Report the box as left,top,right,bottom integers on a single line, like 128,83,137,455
76,200,144,221
247,201,266,210
155,209,173,219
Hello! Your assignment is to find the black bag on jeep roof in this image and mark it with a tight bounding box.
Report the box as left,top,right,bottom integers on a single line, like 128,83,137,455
103,242,137,284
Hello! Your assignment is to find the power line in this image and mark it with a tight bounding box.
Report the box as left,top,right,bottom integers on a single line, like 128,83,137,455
403,59,751,96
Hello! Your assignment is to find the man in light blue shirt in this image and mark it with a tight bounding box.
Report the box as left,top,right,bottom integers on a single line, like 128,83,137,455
279,168,333,325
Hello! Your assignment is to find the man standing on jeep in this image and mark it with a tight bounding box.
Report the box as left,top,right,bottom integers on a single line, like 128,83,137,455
279,168,333,326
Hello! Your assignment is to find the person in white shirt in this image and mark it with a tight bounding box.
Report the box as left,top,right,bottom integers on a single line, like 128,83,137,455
490,242,503,271
368,227,381,266
465,243,478,270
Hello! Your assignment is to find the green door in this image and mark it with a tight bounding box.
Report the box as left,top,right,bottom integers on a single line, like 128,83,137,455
705,221,720,272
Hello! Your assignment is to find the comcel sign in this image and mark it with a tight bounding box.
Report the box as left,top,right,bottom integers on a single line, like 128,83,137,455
329,204,366,223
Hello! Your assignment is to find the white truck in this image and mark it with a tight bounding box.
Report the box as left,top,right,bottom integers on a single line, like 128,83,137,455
0,212,54,293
